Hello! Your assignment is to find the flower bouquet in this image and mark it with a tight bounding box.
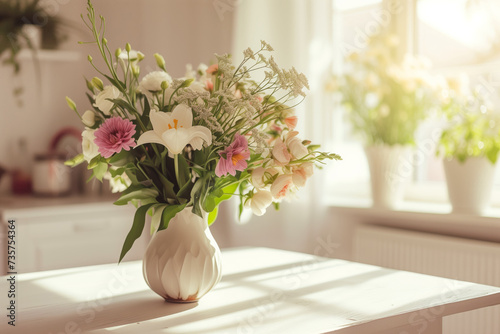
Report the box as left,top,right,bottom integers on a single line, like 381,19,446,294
66,1,340,301
437,75,500,214
327,31,438,208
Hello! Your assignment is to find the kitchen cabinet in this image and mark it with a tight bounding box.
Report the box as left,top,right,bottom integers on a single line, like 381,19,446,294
0,195,149,274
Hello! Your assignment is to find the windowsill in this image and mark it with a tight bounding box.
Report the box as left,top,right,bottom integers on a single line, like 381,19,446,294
324,195,500,244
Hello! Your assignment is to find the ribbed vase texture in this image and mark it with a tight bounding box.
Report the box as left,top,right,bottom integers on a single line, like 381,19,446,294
142,207,222,302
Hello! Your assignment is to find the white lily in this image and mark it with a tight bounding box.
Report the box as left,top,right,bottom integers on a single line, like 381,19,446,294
137,104,212,154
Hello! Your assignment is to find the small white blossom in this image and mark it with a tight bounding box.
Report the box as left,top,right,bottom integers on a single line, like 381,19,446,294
245,190,273,216
82,128,99,162
94,85,121,115
138,71,172,96
82,110,96,127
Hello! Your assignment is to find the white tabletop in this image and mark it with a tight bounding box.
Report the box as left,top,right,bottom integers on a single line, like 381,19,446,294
1,247,500,334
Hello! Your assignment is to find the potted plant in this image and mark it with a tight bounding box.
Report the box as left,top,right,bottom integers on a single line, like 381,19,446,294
437,77,500,215
0,0,46,73
0,0,69,102
329,31,438,209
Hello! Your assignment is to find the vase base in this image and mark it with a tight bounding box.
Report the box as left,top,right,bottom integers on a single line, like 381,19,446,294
164,297,199,304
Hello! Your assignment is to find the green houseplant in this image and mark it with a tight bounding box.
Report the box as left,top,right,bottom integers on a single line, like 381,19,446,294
0,0,69,102
0,0,46,74
437,77,500,215
328,30,439,209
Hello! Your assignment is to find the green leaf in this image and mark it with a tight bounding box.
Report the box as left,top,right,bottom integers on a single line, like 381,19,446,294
94,162,108,181
203,195,216,213
138,197,159,206
110,98,137,113
217,183,237,202
104,74,126,92
65,154,84,167
207,183,239,225
208,206,218,226
87,155,101,169
114,188,159,206
119,203,154,263
160,204,187,230
108,150,135,167
125,168,140,185
157,173,177,199
108,167,126,178
140,97,151,126
150,204,167,235
177,154,191,187
190,176,206,218
177,180,194,200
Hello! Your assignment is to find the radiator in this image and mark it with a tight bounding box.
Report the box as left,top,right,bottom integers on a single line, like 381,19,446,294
353,224,500,334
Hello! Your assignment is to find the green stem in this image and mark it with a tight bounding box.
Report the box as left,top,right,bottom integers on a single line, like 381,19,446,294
174,154,182,188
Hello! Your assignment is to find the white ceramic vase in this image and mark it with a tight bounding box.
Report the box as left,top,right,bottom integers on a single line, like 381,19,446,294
443,157,496,215
142,207,222,302
365,144,413,209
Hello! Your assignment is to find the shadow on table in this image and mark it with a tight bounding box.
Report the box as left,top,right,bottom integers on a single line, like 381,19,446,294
18,289,198,333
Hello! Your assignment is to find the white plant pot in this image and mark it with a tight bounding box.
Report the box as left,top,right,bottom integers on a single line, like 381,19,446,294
21,25,42,50
143,207,222,302
443,157,496,215
365,144,413,209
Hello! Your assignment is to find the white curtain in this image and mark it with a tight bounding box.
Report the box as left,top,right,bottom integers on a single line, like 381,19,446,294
212,0,336,254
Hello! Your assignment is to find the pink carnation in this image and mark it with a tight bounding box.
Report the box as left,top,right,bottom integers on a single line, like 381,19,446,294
94,117,136,158
215,134,250,177
206,64,219,75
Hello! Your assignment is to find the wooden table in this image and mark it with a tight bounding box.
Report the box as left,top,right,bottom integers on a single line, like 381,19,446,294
1,247,499,334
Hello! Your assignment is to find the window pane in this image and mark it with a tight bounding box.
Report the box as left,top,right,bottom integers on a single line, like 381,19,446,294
326,1,385,196
417,0,500,190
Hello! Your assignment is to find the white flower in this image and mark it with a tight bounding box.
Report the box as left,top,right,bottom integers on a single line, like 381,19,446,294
82,110,96,127
94,86,121,115
251,167,278,189
138,71,172,96
137,104,212,154
189,80,207,94
118,49,144,65
245,190,273,216
285,131,308,159
270,174,294,200
118,50,144,75
82,128,99,162
104,169,131,193
197,63,208,77
251,167,266,189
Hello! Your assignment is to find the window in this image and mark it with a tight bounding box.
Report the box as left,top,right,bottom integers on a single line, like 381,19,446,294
326,0,500,208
